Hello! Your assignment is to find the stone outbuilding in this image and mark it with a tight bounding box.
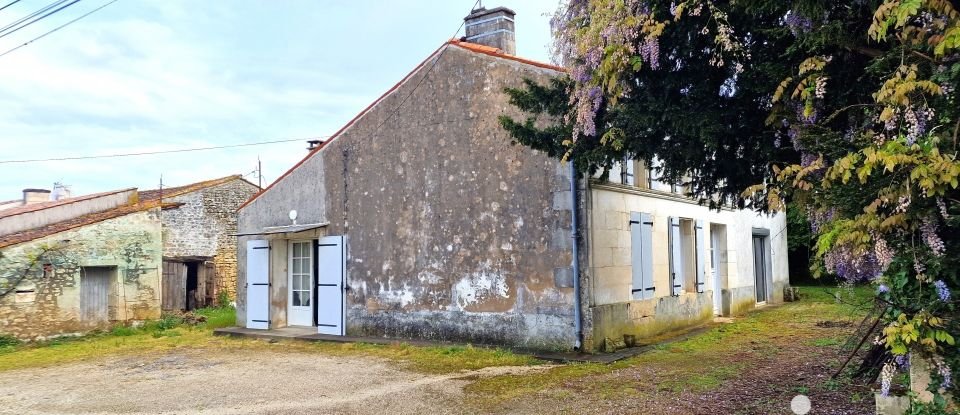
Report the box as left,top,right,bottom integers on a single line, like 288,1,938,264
0,188,165,340
0,175,258,340
140,175,260,311
234,6,789,352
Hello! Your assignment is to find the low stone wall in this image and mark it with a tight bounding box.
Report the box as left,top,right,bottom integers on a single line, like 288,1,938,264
590,292,714,351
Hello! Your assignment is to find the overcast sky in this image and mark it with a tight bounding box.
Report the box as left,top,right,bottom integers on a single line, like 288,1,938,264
0,0,558,199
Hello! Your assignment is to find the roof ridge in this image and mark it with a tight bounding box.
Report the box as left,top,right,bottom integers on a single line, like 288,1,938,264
237,40,565,211
0,187,138,220
140,174,244,201
0,200,173,249
446,39,565,72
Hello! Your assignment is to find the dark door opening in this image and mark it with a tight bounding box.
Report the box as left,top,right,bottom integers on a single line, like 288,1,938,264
753,235,768,303
185,262,199,311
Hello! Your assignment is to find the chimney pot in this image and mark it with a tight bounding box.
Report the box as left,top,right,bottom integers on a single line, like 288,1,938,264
463,6,516,55
22,188,51,205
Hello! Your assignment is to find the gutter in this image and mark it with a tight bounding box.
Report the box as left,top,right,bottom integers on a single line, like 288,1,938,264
569,162,584,350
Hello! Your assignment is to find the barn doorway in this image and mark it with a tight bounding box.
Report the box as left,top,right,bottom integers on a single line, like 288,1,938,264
162,259,213,312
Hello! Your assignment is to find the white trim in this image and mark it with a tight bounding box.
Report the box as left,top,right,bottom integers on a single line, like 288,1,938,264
287,239,314,327
591,181,736,211
466,29,515,41
465,15,514,27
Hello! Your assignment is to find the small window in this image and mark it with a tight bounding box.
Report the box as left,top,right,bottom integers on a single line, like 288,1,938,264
14,285,36,304
621,158,635,186
648,158,673,192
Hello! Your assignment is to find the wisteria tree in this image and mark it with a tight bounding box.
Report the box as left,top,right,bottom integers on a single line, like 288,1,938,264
501,0,959,406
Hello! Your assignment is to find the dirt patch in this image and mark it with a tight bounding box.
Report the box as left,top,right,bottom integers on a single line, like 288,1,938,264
816,320,854,328
0,348,545,415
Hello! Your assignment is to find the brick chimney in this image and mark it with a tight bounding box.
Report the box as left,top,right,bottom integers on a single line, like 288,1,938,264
463,6,516,55
22,188,51,205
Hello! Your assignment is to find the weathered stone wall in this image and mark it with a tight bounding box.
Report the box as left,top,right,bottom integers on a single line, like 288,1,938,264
239,45,578,350
0,209,162,340
162,179,258,300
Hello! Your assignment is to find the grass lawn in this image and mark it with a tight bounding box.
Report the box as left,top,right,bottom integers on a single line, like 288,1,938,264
0,284,877,414
464,284,877,413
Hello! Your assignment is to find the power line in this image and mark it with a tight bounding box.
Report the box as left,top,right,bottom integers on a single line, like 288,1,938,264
0,0,117,58
0,0,82,41
0,0,70,35
0,136,330,164
0,0,23,13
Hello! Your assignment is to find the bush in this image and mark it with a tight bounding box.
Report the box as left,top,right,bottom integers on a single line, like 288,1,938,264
0,334,20,348
109,325,138,337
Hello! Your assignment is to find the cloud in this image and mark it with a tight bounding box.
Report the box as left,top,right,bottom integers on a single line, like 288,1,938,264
0,0,557,198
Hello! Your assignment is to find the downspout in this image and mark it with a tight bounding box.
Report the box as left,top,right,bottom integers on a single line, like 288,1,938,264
569,162,584,350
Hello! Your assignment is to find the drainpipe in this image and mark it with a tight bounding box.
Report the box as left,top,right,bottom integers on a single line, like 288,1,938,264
569,162,584,350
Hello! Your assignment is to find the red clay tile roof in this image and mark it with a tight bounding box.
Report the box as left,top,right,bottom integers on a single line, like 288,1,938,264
447,39,566,71
237,40,566,210
0,188,137,220
0,200,179,249
139,174,251,201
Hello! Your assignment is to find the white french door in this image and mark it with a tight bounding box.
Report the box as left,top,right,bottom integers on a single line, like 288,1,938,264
287,240,314,327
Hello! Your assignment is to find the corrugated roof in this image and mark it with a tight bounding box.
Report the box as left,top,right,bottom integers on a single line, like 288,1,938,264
237,40,565,211
139,174,250,201
0,188,137,220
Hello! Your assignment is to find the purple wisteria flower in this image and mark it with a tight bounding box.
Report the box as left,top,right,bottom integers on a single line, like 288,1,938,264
894,353,910,370
824,244,883,283
921,218,946,257
878,284,890,294
933,280,951,302
937,361,953,389
784,10,813,36
880,362,895,396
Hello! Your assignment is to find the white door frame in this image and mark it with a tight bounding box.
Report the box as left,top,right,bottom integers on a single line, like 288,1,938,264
711,230,722,315
287,240,315,327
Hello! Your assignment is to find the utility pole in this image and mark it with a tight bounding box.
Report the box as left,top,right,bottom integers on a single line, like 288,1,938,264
257,157,263,188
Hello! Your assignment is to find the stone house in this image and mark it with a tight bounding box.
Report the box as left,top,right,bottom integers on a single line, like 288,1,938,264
0,175,257,340
234,6,788,352
0,188,165,340
140,175,260,311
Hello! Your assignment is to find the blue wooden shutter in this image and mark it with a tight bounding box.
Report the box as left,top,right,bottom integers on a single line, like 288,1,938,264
245,240,270,329
630,212,655,300
668,217,683,296
695,220,706,293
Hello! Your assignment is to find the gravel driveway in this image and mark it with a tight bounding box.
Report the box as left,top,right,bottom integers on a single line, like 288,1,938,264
0,348,534,415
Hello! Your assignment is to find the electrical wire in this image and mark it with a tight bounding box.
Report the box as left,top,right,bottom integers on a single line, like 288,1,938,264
0,136,330,164
0,0,116,58
0,0,23,13
0,0,70,35
0,0,81,41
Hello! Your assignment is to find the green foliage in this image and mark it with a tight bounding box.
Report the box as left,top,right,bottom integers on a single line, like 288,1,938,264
194,306,236,329
109,326,138,337
144,314,184,332
0,334,20,348
216,290,231,308
507,0,960,403
905,393,959,415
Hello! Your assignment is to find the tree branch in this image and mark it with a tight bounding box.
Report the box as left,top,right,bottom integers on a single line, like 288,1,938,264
823,103,880,125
